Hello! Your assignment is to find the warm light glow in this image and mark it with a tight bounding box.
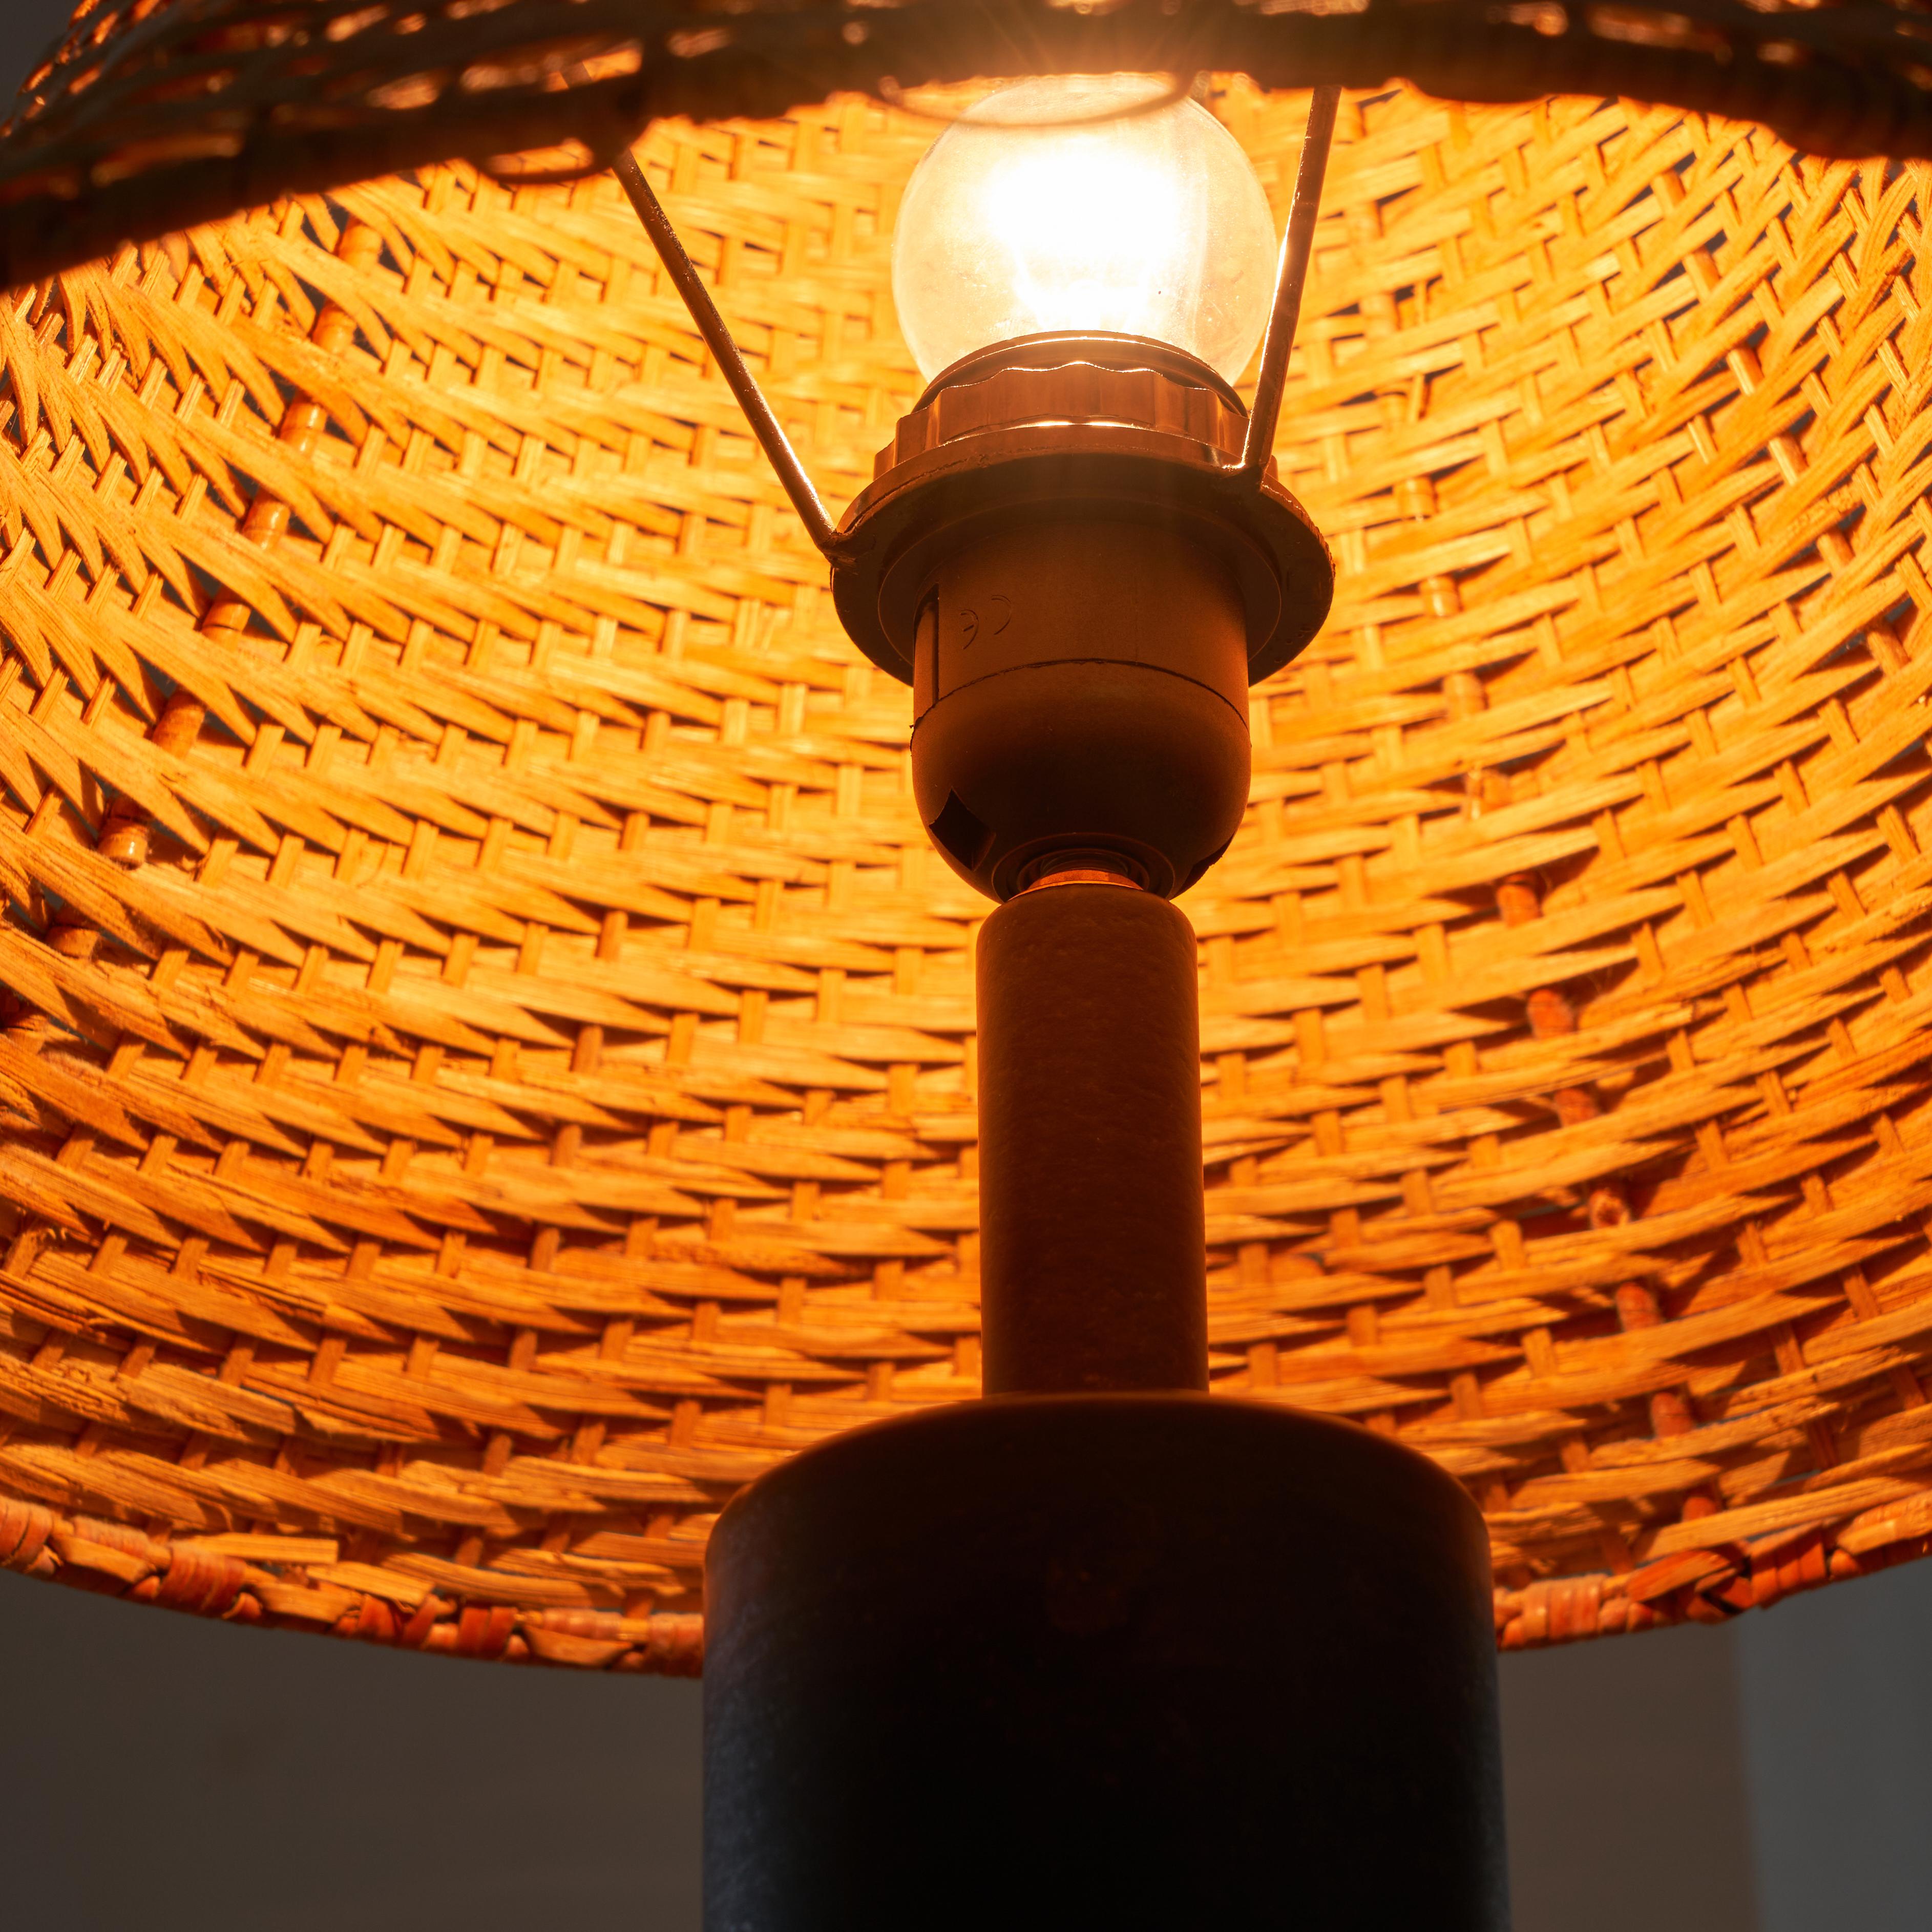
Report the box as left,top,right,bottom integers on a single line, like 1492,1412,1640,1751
891,75,1278,385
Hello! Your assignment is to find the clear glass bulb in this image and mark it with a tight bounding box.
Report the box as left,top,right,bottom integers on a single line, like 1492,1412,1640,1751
891,75,1278,386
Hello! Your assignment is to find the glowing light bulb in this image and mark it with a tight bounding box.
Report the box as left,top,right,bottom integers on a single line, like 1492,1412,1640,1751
891,74,1278,385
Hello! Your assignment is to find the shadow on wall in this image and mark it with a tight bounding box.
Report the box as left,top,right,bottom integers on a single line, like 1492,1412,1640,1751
1502,1618,1759,1932
0,1570,703,1932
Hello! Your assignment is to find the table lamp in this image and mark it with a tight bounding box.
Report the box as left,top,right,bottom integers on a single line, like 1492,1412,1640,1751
1,3,1929,1925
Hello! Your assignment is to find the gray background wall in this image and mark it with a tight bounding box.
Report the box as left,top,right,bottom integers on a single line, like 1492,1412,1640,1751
1741,1561,1932,1932
2,4,1928,1923
6,1,69,104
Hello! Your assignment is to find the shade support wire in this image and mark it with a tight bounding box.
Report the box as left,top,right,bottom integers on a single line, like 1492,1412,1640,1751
619,88,1334,541
613,146,842,558
1237,85,1340,486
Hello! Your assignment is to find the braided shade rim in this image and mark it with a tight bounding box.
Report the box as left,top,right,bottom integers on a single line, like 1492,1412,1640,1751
7,0,1932,285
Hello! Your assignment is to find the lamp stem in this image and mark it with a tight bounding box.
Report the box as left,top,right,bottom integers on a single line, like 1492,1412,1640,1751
613,148,842,558
1237,84,1340,485
975,873,1207,1394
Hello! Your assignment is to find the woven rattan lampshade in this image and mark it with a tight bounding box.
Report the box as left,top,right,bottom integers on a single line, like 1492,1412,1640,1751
3,78,1932,1670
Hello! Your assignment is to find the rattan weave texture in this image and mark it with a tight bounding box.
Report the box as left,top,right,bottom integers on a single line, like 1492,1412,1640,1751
3,84,1932,1669
7,0,1932,287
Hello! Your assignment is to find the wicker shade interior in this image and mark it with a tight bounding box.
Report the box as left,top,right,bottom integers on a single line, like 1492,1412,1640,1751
3,81,1932,1669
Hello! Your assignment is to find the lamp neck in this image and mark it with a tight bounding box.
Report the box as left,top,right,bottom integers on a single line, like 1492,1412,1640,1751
975,880,1207,1395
